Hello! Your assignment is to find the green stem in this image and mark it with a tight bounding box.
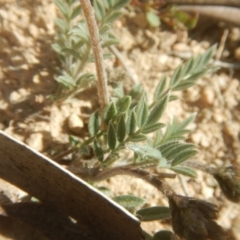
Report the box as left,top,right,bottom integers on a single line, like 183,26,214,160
52,131,104,161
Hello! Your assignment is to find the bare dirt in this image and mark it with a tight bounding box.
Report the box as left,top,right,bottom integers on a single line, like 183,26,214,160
0,0,240,239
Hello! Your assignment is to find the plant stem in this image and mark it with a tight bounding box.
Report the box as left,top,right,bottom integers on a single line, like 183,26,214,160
74,166,176,199
79,0,109,114
183,160,217,175
52,131,104,161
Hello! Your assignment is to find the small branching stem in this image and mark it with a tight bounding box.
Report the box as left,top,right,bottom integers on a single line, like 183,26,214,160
109,46,139,84
74,166,176,199
52,131,104,161
52,146,77,161
80,0,109,114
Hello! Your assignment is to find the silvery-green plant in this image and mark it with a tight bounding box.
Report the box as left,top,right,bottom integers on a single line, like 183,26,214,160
52,0,127,101
52,1,234,239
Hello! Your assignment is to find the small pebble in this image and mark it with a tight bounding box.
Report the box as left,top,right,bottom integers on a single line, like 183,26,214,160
68,114,84,134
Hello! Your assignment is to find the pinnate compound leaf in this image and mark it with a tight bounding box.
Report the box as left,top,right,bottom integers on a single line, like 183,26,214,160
104,102,117,123
159,115,195,144
182,57,194,76
76,73,96,86
190,55,204,73
173,69,208,91
103,0,110,8
72,39,85,50
112,195,145,209
136,206,170,221
154,230,177,240
195,44,216,70
93,0,106,21
104,11,123,23
102,34,119,47
184,68,214,82
54,0,68,18
126,110,137,135
129,84,143,100
102,53,113,59
166,130,191,142
126,144,162,161
107,122,117,150
136,96,148,128
66,0,75,5
117,114,126,142
154,76,167,101
169,95,179,101
171,166,198,178
111,0,130,10
172,45,217,91
113,84,124,98
141,123,165,134
52,43,62,53
70,5,81,19
171,149,198,166
153,129,163,147
108,0,117,8
201,44,216,63
146,94,169,125
61,48,82,60
99,24,110,35
116,96,131,112
164,143,196,160
179,113,196,130
71,22,89,43
158,141,179,156
54,18,68,33
56,73,76,88
170,65,183,88
69,135,80,146
128,134,147,142
93,140,104,161
193,45,216,72
172,80,197,91
88,111,101,137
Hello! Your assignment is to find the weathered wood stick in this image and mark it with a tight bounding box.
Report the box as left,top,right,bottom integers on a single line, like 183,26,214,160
165,0,240,8
0,131,143,240
176,5,240,26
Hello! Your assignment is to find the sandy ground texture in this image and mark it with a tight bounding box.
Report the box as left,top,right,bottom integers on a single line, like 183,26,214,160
0,0,240,239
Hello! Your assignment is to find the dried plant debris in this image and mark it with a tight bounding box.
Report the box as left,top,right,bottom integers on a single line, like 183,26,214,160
214,165,240,203
169,194,227,240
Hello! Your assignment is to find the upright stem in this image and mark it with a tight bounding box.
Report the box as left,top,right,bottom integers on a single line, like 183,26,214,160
79,0,109,113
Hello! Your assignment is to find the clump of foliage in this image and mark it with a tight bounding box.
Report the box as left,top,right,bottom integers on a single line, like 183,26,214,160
52,0,125,101
52,0,238,239
130,0,198,29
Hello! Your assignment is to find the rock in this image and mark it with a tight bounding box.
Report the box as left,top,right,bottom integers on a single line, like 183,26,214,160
26,133,44,152
199,87,215,107
9,88,29,104
68,114,84,134
201,183,214,199
28,23,39,38
172,42,190,52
